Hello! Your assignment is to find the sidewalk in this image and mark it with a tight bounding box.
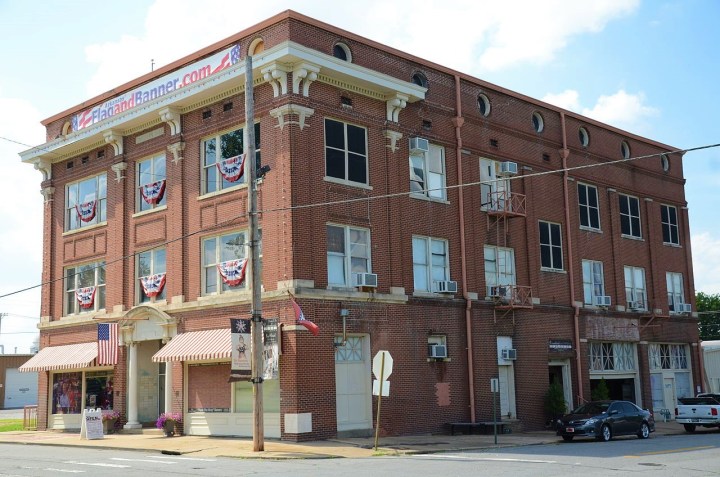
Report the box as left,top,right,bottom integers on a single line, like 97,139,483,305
0,420,685,460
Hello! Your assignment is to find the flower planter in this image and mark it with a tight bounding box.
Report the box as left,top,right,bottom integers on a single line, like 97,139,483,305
163,420,176,437
103,419,117,434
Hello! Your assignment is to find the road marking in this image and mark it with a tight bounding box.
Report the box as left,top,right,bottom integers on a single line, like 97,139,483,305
44,469,85,473
626,445,714,457
63,461,130,468
415,455,556,464
110,458,176,464
144,455,217,461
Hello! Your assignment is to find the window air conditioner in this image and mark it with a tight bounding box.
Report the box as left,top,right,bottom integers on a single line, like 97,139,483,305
353,272,378,288
499,161,518,176
501,348,517,360
428,344,448,359
594,295,611,307
409,137,430,154
628,301,644,311
488,285,510,301
433,280,458,294
677,303,692,313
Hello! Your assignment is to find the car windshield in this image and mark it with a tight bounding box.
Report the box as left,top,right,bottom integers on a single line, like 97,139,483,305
571,402,610,415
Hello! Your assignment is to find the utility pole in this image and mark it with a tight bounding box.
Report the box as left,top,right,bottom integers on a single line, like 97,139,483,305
245,55,264,452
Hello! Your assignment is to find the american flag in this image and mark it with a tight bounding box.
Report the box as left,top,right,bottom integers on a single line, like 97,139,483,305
292,298,319,336
98,323,118,365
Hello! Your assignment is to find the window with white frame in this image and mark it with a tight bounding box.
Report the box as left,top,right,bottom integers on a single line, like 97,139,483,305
65,173,107,231
624,266,647,311
661,204,680,245
666,272,686,313
410,143,446,200
201,123,260,195
619,194,641,238
64,261,106,315
412,236,450,292
582,260,605,305
325,118,367,185
578,183,600,230
327,225,370,287
539,221,563,270
137,154,166,212
137,247,166,303
484,245,516,296
648,344,688,370
479,158,510,211
589,342,635,372
202,231,247,295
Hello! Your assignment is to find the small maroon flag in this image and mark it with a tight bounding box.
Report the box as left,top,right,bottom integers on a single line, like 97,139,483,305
292,298,319,336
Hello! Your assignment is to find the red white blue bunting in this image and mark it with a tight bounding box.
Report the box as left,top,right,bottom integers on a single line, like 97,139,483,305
217,259,248,286
140,273,166,297
75,200,97,223
76,286,96,309
216,154,246,182
140,180,166,205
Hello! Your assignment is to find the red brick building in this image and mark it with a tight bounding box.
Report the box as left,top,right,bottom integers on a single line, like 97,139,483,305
20,10,700,440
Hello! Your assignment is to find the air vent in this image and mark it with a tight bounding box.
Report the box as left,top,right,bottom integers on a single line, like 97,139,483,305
202,110,212,120
223,102,233,112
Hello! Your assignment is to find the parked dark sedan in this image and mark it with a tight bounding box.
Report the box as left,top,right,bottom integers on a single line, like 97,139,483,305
556,400,655,441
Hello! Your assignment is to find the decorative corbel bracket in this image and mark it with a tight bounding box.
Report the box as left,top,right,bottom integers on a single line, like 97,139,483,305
103,130,124,156
269,104,315,130
386,93,408,123
383,130,403,153
110,162,128,183
40,186,55,204
159,107,182,136
167,141,186,165
34,158,52,181
292,62,320,97
261,63,290,97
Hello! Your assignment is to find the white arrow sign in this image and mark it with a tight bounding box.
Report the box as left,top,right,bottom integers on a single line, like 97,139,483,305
372,350,393,380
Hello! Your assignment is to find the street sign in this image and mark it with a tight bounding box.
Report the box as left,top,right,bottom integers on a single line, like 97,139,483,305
372,380,390,396
490,378,499,393
372,350,393,380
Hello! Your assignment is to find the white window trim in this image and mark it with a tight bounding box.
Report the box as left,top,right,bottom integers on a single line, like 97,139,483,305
578,183,601,231
136,247,167,304
200,124,258,196
582,259,605,306
136,153,167,213
64,260,106,316
412,235,450,294
624,265,647,311
65,173,108,232
410,143,446,201
324,117,369,186
619,194,642,239
327,224,372,288
201,230,248,296
539,221,563,271
661,204,680,246
666,272,686,314
484,245,516,294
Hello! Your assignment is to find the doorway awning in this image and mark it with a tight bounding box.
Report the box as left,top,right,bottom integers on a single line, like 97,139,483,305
18,343,97,372
152,328,231,362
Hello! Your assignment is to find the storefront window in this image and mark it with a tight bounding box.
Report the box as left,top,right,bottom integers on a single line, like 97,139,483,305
85,371,114,410
52,372,82,414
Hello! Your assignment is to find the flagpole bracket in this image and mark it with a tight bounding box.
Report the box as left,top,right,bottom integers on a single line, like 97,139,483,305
251,313,263,323
250,377,264,384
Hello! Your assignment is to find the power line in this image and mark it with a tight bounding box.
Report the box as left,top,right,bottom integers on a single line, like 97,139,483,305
0,142,718,302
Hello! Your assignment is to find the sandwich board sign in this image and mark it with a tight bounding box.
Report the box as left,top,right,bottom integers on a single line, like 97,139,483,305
80,408,104,440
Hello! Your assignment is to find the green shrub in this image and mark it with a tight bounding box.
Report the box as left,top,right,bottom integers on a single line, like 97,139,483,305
591,378,610,401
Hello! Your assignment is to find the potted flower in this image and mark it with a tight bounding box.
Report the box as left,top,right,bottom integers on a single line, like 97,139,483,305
101,410,120,434
156,412,182,437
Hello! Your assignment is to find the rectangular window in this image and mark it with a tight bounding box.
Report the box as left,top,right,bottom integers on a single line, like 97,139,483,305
52,372,82,415
137,248,167,303
413,236,450,292
325,118,368,185
85,371,114,411
589,342,636,372
65,173,107,231
64,261,106,315
479,158,510,211
410,144,446,200
202,231,247,295
661,204,680,245
624,266,647,310
327,224,370,287
137,154,166,212
582,260,605,305
578,183,600,230
649,344,688,370
539,221,563,270
619,194,641,238
202,123,260,194
484,245,516,294
666,272,685,313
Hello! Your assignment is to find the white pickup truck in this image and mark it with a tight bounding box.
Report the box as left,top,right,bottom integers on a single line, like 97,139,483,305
675,393,720,432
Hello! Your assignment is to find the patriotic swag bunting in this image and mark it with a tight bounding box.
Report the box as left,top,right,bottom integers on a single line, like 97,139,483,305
76,286,96,309
216,154,246,182
75,200,97,223
140,180,166,205
140,273,166,297
217,259,248,286
292,298,319,336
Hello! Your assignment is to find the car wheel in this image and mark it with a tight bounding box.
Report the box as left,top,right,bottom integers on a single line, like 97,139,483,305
683,424,697,433
597,424,612,442
637,422,650,439
562,435,574,442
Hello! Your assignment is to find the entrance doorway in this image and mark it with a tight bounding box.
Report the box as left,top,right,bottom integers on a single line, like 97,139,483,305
548,359,573,412
334,334,372,436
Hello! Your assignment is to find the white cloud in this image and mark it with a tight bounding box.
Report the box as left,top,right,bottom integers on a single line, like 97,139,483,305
542,89,581,111
581,89,659,129
691,232,720,295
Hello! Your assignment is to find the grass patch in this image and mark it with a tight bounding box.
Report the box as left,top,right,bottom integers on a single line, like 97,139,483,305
0,419,24,432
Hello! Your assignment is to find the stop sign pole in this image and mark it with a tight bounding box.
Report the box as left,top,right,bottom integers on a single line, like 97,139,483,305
373,350,393,451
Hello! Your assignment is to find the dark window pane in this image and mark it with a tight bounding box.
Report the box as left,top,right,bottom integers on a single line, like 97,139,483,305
541,246,551,268
552,247,563,269
671,227,679,244
662,223,671,243
550,223,561,245
326,148,345,179
254,123,261,150
578,184,587,204
661,205,669,223
325,119,345,150
619,196,629,215
539,222,549,244
590,213,599,230
348,153,367,183
588,188,598,208
669,206,677,223
221,129,244,158
631,217,641,236
346,125,366,155
629,197,639,216
620,215,630,235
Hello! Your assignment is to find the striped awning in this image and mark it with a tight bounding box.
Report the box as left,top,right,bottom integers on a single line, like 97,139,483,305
152,328,231,362
18,342,97,372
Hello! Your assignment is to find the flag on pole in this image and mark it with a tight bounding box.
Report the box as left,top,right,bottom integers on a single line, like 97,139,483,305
292,298,319,336
97,323,119,365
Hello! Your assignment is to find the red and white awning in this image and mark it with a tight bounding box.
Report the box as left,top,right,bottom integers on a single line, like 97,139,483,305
19,343,97,372
152,328,231,362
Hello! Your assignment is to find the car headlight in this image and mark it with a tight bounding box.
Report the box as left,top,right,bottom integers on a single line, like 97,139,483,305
585,418,598,426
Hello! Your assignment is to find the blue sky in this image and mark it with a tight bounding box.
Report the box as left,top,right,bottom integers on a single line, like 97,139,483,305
0,0,718,353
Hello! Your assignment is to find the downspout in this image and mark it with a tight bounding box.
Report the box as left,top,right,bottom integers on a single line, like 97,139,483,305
453,75,476,422
560,112,584,402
